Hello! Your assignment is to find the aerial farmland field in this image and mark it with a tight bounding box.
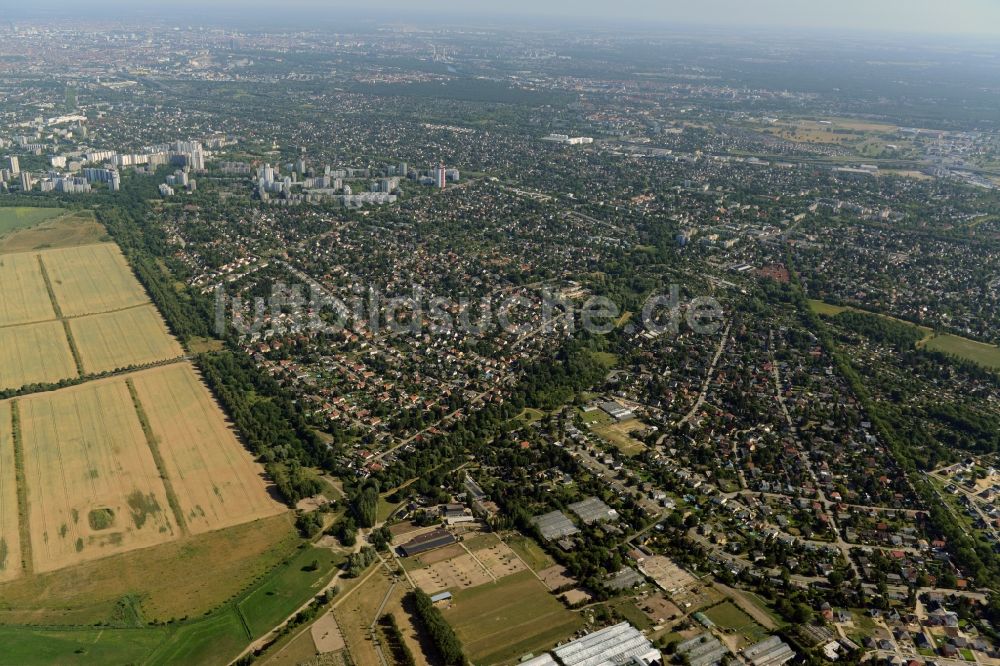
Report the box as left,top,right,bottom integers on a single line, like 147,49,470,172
0,252,56,327
0,320,78,391
0,207,65,237
15,378,178,573
39,243,150,317
70,304,183,374
0,401,22,582
129,363,285,535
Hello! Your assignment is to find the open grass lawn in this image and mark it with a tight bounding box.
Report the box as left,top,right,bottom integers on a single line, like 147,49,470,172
377,496,404,523
0,513,297,626
591,351,619,368
0,210,107,255
604,597,652,630
580,407,612,425
0,624,172,666
0,207,65,236
924,334,1000,370
145,610,251,666
807,299,848,316
703,601,768,645
591,419,647,456
442,570,583,665
505,534,555,572
516,407,546,424
0,514,339,666
238,545,342,638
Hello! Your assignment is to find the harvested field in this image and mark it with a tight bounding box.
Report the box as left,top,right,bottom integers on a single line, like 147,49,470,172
0,252,55,327
0,320,78,390
0,401,22,582
15,378,177,573
40,244,149,317
70,305,183,374
128,363,285,534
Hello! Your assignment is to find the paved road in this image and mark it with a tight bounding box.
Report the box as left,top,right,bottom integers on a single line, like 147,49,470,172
677,320,731,427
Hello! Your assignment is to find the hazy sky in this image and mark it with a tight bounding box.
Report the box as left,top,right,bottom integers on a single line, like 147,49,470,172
6,0,1000,36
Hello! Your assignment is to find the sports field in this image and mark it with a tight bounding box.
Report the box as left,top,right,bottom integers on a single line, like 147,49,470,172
70,305,183,374
0,321,78,391
15,378,177,573
129,363,285,534
0,252,55,327
0,401,21,582
40,243,150,317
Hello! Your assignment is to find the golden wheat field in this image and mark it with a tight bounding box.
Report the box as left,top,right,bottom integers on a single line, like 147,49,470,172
39,243,149,318
0,252,55,327
15,378,178,574
70,305,183,374
129,363,285,535
0,321,78,391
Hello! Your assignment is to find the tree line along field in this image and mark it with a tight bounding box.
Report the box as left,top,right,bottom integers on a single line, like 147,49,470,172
128,362,285,535
0,401,21,583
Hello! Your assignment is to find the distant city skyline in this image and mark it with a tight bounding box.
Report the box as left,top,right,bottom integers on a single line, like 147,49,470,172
4,0,1000,37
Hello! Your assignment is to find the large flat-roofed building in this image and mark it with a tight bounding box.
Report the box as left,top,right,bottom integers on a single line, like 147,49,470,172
743,636,795,666
599,401,634,421
398,528,456,557
520,654,559,666
676,633,729,666
568,497,618,525
552,622,660,666
532,510,580,541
